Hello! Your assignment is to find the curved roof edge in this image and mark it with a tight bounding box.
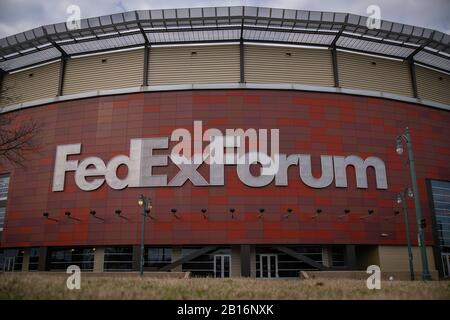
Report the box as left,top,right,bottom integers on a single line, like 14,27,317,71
0,6,449,73
1,83,449,114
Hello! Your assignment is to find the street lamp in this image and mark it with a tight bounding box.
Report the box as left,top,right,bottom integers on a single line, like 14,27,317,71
396,127,431,280
397,187,415,281
138,194,152,277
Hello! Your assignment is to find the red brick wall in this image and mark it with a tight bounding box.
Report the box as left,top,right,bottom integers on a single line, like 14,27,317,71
1,90,449,248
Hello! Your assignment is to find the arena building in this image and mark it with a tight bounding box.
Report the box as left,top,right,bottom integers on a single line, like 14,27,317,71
0,6,449,279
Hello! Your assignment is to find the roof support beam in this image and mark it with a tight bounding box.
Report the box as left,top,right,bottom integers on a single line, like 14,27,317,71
331,46,340,88
239,18,245,83
408,58,419,99
50,40,69,58
405,31,435,62
57,56,68,97
143,44,150,86
239,41,245,83
0,69,6,104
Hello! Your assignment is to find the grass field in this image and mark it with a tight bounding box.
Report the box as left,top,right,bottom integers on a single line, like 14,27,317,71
1,274,449,300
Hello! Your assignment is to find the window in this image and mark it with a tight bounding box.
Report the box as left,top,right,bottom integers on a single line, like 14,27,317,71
331,246,346,267
256,246,323,278
28,248,40,271
0,174,10,231
429,180,450,277
0,175,10,200
0,249,24,271
181,247,230,277
430,180,450,247
104,246,133,271
144,247,171,269
49,247,94,271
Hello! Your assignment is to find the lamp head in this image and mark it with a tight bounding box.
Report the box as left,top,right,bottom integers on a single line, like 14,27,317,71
396,194,402,204
407,187,414,198
396,137,404,155
138,195,144,206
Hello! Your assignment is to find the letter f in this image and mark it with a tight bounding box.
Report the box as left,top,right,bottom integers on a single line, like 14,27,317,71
52,144,81,191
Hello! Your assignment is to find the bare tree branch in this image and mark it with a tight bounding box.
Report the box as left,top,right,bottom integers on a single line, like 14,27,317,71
0,82,43,168
0,113,42,168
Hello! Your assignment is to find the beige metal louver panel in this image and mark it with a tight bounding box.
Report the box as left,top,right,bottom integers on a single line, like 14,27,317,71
63,49,144,95
0,62,59,107
416,66,450,105
338,51,413,97
245,45,334,86
148,45,240,85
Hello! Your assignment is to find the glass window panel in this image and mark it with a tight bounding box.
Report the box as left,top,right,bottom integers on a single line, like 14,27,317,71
431,180,450,247
0,175,10,200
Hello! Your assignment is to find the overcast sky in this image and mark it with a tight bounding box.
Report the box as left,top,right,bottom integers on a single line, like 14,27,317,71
0,0,449,38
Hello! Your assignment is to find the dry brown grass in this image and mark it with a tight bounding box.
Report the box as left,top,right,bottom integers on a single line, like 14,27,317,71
0,273,449,300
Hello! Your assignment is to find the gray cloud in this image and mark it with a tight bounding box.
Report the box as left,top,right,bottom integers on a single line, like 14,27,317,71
0,0,448,38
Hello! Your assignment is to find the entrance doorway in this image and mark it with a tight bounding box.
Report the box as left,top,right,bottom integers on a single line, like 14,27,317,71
260,254,278,278
214,254,231,278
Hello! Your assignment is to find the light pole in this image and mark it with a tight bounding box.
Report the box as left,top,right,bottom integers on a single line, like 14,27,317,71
396,187,415,281
396,127,432,280
138,194,152,277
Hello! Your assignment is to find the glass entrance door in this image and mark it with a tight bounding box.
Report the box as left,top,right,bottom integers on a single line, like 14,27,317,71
260,254,278,278
3,257,15,272
214,255,231,278
442,253,450,278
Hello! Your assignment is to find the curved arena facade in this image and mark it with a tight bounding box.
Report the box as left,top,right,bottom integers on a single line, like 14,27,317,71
0,6,449,278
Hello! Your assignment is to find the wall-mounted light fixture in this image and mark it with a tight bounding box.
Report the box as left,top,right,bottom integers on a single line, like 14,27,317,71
258,208,265,219
115,209,128,220
171,208,180,220
65,211,80,221
283,208,293,219
90,210,104,221
230,208,236,219
338,209,350,219
360,209,374,220
43,212,58,222
312,208,322,219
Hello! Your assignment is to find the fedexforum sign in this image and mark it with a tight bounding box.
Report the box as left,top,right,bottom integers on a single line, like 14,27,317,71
52,121,387,191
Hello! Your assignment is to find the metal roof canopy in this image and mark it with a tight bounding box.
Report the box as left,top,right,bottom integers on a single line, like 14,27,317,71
0,6,449,73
